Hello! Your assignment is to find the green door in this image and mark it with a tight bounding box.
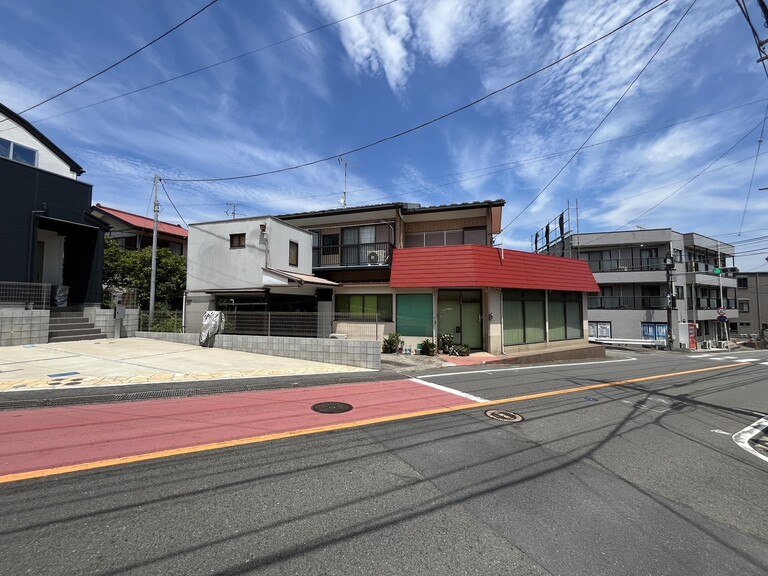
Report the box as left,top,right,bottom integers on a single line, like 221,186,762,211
461,301,482,349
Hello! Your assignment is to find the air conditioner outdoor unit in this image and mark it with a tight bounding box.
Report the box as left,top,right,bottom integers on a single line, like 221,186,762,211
368,250,386,264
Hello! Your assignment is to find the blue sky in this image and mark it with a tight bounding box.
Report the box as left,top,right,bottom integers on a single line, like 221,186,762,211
2,0,768,271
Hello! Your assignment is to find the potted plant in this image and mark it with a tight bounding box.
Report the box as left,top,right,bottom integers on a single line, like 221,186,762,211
420,339,437,356
438,333,454,353
382,332,401,354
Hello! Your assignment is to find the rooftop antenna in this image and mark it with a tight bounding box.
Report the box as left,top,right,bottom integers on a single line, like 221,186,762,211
225,202,245,219
338,156,352,208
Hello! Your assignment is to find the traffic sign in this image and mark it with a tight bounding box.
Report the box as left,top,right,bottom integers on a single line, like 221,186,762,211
716,307,725,315
718,315,727,323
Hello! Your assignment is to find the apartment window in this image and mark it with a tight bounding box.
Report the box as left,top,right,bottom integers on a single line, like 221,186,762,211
229,233,245,248
322,234,339,255
739,301,750,313
289,241,298,266
676,286,684,300
0,137,37,167
737,277,748,289
674,249,682,262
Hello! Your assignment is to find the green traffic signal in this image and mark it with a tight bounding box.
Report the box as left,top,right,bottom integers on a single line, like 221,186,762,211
713,267,721,275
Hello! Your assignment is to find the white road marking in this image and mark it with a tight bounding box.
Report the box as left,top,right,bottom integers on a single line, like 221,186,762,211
710,429,731,435
419,356,637,379
762,362,768,366
732,415,768,464
734,358,760,363
409,377,488,403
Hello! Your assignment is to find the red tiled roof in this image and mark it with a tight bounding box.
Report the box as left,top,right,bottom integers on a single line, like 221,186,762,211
94,204,188,238
390,245,600,292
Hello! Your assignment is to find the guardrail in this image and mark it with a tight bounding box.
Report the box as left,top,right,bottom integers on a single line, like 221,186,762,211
589,337,667,348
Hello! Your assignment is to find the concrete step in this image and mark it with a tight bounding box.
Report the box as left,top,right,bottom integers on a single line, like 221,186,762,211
48,333,108,343
48,314,106,343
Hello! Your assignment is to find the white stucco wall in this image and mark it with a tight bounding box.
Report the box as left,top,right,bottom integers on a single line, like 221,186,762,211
186,216,313,291
37,229,64,285
0,112,79,178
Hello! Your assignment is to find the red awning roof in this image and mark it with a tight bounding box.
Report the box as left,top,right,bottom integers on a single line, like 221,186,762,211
94,204,188,239
390,245,600,292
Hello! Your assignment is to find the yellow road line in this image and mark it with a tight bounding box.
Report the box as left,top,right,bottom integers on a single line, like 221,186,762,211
0,363,744,484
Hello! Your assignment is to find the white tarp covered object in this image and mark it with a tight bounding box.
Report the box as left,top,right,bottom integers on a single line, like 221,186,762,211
200,310,225,347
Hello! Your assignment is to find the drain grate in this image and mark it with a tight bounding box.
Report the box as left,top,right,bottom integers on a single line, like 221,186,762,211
312,401,353,414
485,409,524,423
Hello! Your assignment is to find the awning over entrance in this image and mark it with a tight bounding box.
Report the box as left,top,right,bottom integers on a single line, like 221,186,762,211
263,268,340,287
390,245,600,292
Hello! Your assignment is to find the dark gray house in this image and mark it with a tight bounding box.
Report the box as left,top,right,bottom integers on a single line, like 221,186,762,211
0,102,105,308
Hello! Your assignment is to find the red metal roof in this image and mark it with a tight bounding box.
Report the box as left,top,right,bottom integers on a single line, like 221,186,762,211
94,204,188,239
390,245,600,292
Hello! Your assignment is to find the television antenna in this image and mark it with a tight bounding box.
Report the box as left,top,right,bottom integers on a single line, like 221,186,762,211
338,156,353,208
226,202,245,219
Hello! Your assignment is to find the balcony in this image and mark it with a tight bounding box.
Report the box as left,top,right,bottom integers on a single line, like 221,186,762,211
587,257,665,273
688,298,736,310
312,242,393,268
587,295,674,310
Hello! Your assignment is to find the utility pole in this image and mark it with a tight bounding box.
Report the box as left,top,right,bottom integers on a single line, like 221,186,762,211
149,174,160,329
665,251,674,351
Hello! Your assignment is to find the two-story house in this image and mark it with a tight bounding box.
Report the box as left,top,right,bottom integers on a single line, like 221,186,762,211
0,102,105,311
278,200,599,355
90,203,188,257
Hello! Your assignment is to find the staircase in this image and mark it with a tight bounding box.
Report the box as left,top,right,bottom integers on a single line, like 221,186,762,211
48,309,107,343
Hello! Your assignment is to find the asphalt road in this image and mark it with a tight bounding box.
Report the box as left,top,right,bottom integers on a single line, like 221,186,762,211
2,350,767,575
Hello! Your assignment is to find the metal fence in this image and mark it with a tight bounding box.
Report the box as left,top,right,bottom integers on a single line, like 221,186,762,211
0,281,51,310
139,309,184,333
139,310,383,341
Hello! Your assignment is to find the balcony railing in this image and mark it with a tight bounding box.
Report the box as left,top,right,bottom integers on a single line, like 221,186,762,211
688,298,736,310
313,242,393,268
588,295,673,310
587,257,665,273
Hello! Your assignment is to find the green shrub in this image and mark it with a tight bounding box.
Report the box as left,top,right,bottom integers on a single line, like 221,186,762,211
420,339,437,356
382,332,401,353
450,344,471,356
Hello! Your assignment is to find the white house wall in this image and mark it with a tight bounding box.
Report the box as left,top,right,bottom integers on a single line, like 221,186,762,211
186,217,312,291
0,112,79,178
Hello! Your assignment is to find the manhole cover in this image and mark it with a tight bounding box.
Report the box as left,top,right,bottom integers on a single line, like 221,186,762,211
312,402,353,414
485,409,524,423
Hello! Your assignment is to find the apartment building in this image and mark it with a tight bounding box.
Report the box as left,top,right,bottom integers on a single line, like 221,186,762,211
545,229,738,348
734,272,768,339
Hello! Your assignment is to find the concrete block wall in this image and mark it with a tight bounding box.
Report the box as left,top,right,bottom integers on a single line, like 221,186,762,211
137,332,381,370
0,309,49,346
84,307,140,338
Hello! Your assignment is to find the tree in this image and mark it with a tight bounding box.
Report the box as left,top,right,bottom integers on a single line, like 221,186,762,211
102,237,186,310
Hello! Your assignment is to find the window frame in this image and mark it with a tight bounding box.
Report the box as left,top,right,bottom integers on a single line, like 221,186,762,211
229,233,246,249
0,137,37,167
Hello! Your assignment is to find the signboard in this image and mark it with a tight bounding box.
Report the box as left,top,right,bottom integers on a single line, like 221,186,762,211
688,323,697,349
716,307,725,316
718,315,728,323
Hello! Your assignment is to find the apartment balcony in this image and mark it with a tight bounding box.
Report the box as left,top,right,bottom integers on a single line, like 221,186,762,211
587,295,674,310
312,242,394,268
587,257,666,273
688,298,737,311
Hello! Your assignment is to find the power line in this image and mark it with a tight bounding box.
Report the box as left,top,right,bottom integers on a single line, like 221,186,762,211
737,99,768,234
17,0,400,126
162,0,671,183
160,180,189,227
0,0,221,122
501,0,696,234
577,118,766,247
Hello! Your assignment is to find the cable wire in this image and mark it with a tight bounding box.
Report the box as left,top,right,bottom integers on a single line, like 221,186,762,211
501,0,696,234
18,0,400,126
160,180,189,227
0,0,220,123
737,99,768,235
162,0,671,183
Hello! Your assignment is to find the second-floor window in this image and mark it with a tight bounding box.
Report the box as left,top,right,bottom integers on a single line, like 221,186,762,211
0,137,37,167
737,277,748,289
230,233,245,248
289,241,298,266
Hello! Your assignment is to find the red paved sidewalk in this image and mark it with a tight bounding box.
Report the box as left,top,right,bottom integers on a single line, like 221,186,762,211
0,379,477,477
